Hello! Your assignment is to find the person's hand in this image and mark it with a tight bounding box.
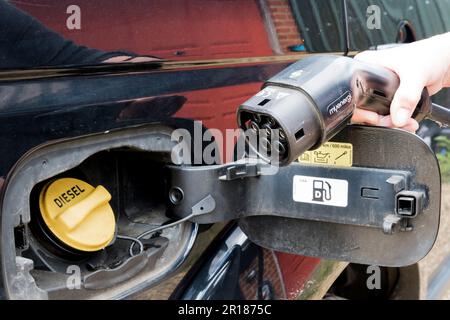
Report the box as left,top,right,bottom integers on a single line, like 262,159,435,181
352,32,450,132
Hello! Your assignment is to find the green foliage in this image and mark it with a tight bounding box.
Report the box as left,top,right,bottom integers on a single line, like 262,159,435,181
435,135,450,183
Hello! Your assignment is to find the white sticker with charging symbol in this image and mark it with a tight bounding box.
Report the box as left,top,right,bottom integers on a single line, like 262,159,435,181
293,175,348,207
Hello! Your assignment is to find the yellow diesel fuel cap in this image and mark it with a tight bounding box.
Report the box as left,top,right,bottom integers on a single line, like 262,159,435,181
39,178,116,252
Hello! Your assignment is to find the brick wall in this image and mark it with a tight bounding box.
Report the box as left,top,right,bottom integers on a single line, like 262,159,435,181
266,0,303,53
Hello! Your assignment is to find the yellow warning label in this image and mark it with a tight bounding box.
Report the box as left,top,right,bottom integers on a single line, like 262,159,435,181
298,142,353,167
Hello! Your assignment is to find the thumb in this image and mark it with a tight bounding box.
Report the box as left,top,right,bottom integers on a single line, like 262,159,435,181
390,78,424,127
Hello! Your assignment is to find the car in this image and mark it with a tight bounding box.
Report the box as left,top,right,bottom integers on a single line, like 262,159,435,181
0,0,449,300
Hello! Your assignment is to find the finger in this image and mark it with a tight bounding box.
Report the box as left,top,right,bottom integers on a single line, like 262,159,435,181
398,118,419,132
378,115,419,132
354,50,396,71
354,51,382,63
351,110,419,132
390,77,424,127
351,108,381,125
402,119,420,132
427,82,443,96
